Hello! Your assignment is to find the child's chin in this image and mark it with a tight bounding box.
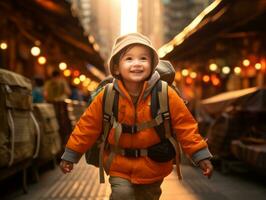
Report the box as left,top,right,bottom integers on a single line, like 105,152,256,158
131,77,146,82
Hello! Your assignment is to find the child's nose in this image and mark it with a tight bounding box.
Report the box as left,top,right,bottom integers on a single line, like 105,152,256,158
132,59,142,66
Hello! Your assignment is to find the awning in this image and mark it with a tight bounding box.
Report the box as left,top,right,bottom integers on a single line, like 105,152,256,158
159,0,266,62
201,87,266,114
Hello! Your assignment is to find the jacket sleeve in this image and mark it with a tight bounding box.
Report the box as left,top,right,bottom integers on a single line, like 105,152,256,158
61,90,104,163
168,86,212,163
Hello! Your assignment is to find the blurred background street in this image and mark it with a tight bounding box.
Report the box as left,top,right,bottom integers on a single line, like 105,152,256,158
1,0,266,199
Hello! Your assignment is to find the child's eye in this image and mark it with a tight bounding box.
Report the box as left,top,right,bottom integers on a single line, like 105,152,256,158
125,57,133,61
140,57,148,60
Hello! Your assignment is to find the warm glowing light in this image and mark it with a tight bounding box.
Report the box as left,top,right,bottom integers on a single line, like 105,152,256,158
222,66,230,74
87,64,106,80
59,62,67,70
190,72,197,79
166,45,174,53
38,56,46,64
158,50,166,58
175,72,182,81
79,74,86,82
82,78,91,87
234,66,241,75
63,69,71,77
73,70,80,77
202,75,210,83
181,69,189,77
209,63,218,71
120,0,138,34
242,59,250,67
185,77,193,84
93,43,100,51
87,81,98,91
0,42,8,50
31,46,41,56
73,77,80,85
212,78,220,86
255,63,262,70
88,35,95,43
210,74,220,86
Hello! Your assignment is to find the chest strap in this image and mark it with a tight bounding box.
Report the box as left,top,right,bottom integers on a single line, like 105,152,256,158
121,114,164,134
104,116,164,174
110,145,148,157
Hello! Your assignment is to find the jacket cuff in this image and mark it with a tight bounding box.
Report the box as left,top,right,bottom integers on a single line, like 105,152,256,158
191,148,212,165
61,147,83,163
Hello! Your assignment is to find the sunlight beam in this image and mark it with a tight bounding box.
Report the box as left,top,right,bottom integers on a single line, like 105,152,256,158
120,0,138,35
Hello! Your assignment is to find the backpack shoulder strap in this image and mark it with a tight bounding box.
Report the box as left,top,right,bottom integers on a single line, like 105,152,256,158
151,80,182,142
102,83,115,124
157,81,182,179
158,81,178,151
99,83,118,183
158,81,171,138
151,80,167,140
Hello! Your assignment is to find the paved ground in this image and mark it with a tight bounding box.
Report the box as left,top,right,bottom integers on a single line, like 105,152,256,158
2,157,266,200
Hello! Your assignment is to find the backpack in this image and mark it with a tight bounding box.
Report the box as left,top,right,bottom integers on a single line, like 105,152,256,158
85,60,185,183
0,69,40,167
33,103,62,161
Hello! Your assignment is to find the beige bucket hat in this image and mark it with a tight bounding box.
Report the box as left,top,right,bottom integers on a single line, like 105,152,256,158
108,32,159,78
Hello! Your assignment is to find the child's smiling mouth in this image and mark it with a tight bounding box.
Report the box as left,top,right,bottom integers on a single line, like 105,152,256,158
130,69,143,73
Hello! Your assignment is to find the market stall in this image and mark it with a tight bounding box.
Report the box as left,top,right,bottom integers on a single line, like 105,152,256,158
200,87,266,172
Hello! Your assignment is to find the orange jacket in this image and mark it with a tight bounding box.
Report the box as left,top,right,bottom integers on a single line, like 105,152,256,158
64,78,210,184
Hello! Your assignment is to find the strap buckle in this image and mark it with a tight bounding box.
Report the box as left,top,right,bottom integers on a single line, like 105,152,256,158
124,149,140,157
122,124,137,134
162,111,170,120
103,113,111,122
131,125,137,134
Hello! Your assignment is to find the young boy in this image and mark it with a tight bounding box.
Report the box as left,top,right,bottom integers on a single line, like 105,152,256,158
60,32,213,200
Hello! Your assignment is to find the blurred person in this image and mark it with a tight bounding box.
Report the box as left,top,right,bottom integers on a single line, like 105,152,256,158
44,69,71,102
60,33,213,200
32,76,44,103
70,83,83,101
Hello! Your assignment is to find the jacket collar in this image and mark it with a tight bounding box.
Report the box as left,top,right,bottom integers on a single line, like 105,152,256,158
113,71,161,101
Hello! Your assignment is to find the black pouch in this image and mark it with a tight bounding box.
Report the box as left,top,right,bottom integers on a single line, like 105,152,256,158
147,139,176,162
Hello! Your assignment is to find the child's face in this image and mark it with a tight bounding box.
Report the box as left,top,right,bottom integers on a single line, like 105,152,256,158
117,44,152,85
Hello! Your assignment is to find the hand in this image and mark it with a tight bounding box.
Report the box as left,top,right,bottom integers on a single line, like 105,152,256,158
60,160,74,174
198,159,213,179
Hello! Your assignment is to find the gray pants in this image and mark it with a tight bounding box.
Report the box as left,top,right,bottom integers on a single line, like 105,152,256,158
109,176,163,200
